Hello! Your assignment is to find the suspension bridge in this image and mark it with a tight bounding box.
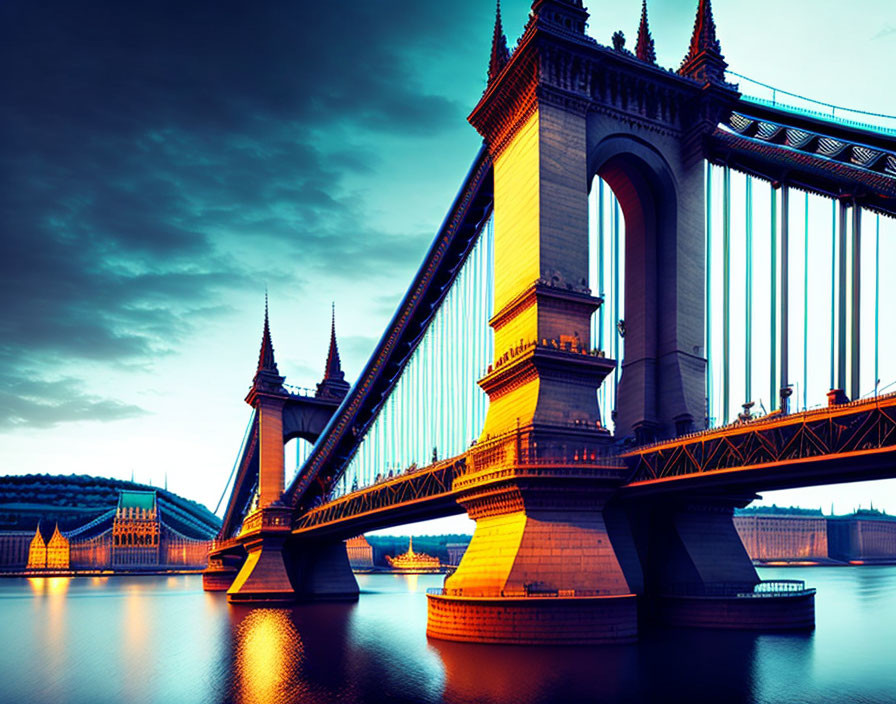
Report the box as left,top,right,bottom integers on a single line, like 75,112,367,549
204,0,896,644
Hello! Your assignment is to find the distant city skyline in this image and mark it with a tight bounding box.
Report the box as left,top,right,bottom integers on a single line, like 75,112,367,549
2,0,895,535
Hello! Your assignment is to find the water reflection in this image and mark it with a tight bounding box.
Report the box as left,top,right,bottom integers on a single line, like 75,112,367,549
0,570,893,703
232,608,305,704
399,573,419,593
123,582,151,702
431,628,772,704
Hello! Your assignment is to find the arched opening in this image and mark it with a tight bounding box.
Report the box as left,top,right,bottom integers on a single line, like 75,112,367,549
285,437,314,481
588,136,691,442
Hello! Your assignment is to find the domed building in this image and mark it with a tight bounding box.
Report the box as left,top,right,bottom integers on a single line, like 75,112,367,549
0,474,220,573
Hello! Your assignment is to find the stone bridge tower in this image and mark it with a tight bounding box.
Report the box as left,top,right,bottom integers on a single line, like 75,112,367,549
473,0,736,445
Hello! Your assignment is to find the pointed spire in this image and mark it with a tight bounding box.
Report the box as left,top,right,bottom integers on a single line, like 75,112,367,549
257,291,279,376
316,303,351,401
247,293,285,402
635,1,656,65
679,0,727,84
487,0,510,84
686,0,721,58
324,303,344,381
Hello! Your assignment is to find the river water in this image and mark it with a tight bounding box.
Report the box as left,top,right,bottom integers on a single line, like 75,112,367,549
1,567,894,704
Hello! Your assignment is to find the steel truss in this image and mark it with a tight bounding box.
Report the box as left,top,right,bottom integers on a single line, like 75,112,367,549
626,393,896,487
292,458,465,536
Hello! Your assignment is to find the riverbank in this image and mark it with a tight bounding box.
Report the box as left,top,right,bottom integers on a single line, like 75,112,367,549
0,567,205,577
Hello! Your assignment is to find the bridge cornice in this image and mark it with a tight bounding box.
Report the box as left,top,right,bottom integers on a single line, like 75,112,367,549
470,17,738,160
489,280,600,331
709,107,896,216
623,392,896,493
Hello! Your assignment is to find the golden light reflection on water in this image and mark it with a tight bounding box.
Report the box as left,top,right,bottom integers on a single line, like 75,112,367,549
26,577,70,600
121,580,154,702
400,573,419,592
46,577,70,595
235,609,304,704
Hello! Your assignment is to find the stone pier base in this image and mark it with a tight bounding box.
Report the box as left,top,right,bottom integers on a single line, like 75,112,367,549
227,533,297,604
202,554,243,592
426,592,638,645
653,591,815,630
224,505,359,604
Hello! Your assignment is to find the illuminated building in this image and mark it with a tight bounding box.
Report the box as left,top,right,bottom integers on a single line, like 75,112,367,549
113,491,160,567
26,524,49,570
0,531,32,567
46,523,70,570
0,474,219,572
828,509,896,564
344,535,373,569
385,537,441,573
25,522,70,571
734,507,829,563
734,506,896,564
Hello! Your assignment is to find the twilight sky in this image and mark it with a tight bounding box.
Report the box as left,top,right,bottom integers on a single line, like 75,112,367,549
2,0,895,529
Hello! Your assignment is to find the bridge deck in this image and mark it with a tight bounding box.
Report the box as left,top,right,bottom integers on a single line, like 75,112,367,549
279,394,896,538
624,392,896,494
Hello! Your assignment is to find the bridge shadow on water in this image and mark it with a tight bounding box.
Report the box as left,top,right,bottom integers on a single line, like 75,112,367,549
430,627,814,704
214,589,816,704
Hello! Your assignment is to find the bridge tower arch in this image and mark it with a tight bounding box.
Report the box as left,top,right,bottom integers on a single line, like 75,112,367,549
588,133,706,442
428,0,743,644
209,301,359,602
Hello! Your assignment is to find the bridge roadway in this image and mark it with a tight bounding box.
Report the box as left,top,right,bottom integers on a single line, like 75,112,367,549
280,391,896,540
280,96,896,522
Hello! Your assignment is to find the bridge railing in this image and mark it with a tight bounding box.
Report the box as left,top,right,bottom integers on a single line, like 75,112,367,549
426,587,627,598
670,580,815,598
461,425,623,477
727,70,896,135
428,580,812,600
209,537,242,553
282,383,316,398
627,389,896,456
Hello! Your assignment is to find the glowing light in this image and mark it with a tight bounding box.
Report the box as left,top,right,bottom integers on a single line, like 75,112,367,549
235,609,304,704
46,577,70,595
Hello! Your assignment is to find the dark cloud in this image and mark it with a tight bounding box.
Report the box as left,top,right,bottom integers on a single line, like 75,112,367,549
0,376,148,430
0,0,501,428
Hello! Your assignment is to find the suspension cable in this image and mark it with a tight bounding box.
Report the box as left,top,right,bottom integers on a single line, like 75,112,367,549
214,410,255,515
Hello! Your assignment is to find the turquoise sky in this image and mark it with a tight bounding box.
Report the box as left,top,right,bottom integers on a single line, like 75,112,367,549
1,1,894,533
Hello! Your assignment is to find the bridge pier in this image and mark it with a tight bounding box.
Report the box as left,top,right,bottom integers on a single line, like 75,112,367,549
427,441,641,645
225,505,359,604
226,505,297,604
639,497,815,630
202,552,245,592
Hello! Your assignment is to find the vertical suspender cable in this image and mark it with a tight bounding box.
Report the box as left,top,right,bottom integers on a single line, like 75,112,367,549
770,185,778,410
850,204,861,400
838,200,848,392
745,176,753,406
722,167,731,423
705,163,713,427
830,200,837,390
803,192,809,411
780,185,790,411
875,215,880,395
598,180,605,351
613,200,621,394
